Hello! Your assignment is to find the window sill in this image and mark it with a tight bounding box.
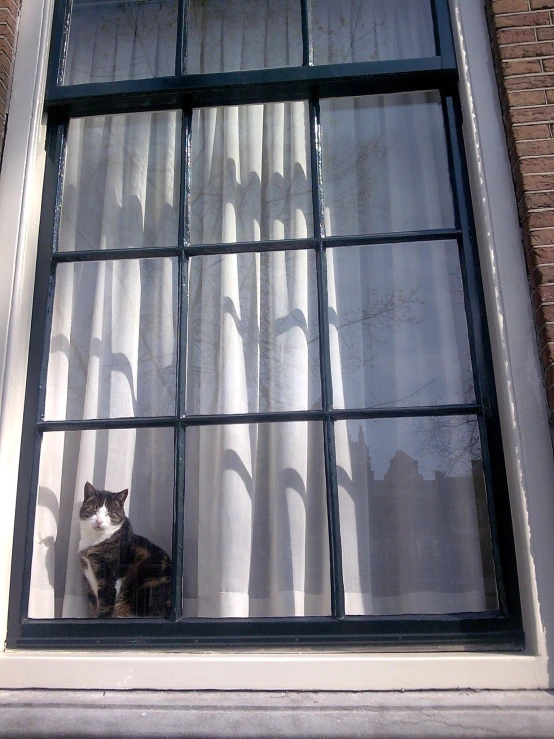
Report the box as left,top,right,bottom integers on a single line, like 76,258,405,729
2,687,554,737
0,650,547,691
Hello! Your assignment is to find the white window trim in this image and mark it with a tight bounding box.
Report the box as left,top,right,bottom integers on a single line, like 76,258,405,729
0,0,553,691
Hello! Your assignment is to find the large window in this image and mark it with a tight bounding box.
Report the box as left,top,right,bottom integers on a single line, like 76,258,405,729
7,0,522,649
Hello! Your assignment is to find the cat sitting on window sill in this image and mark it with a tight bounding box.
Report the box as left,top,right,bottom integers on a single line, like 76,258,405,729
78,482,172,619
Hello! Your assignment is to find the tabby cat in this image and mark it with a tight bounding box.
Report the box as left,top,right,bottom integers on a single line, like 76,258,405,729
78,482,172,618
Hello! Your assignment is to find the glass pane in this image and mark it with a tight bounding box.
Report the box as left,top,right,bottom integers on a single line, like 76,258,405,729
184,422,330,617
187,251,321,414
29,427,174,618
64,0,177,84
44,259,177,420
59,111,180,252
335,417,498,615
329,242,475,409
312,0,435,65
187,0,302,73
320,92,455,236
191,101,313,244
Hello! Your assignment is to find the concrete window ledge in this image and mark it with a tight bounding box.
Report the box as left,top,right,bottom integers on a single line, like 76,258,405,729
1,689,554,738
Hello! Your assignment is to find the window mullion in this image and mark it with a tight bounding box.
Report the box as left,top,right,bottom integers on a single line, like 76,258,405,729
171,106,192,620
310,96,345,620
176,0,188,76
431,0,457,69
301,0,313,67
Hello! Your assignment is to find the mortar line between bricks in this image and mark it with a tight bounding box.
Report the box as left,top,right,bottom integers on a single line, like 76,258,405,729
508,104,552,109
504,72,554,79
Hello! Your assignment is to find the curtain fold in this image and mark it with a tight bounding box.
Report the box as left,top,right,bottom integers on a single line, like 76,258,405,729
29,0,496,620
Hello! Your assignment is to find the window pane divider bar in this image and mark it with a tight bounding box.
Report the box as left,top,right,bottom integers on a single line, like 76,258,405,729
23,610,506,627
36,404,483,432
50,230,463,265
331,404,481,421
176,0,187,76
185,238,317,256
48,57,446,100
46,0,70,91
324,229,461,248
73,0,175,7
431,0,457,69
301,0,313,67
310,94,345,620
44,59,455,117
37,417,178,431
53,247,182,263
171,105,191,621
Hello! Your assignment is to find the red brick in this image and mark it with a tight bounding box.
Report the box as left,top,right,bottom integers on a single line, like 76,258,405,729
510,103,554,121
529,247,554,269
0,65,10,88
536,303,554,325
501,41,554,58
538,317,554,338
493,0,531,12
531,263,554,287
0,10,16,35
505,72,554,88
527,209,554,227
543,338,554,365
1,0,19,22
547,383,554,410
0,23,15,49
517,138,554,154
522,174,554,192
546,363,554,390
529,227,554,244
533,283,554,309
494,10,551,26
524,191,554,208
498,27,537,43
508,89,547,105
542,56,554,69
520,154,554,171
503,58,543,74
0,37,14,59
537,26,554,39
513,123,552,138
531,0,554,7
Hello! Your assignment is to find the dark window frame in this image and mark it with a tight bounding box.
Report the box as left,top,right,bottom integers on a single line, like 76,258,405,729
7,0,523,650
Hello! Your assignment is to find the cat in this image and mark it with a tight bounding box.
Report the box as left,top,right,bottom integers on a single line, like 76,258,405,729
78,481,172,618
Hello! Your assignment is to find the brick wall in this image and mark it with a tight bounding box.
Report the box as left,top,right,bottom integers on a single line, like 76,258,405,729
486,0,554,437
0,0,21,166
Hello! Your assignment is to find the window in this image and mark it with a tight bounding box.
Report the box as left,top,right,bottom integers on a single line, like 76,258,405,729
7,0,523,649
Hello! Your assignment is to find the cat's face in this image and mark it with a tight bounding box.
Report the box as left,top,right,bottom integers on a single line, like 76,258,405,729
79,482,128,538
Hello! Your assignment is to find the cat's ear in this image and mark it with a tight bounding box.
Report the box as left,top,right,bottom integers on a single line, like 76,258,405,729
114,488,128,505
84,481,96,499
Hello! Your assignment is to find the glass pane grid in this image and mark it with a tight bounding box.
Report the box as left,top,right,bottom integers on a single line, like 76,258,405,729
16,0,519,642
36,87,487,622
58,0,442,89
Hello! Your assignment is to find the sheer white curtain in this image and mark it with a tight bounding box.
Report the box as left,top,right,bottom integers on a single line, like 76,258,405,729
311,0,436,65
29,0,496,620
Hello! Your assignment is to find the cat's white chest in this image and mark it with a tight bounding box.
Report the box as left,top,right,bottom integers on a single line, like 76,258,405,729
81,555,99,598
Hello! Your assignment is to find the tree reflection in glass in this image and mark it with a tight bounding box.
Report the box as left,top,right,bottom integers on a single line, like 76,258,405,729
336,416,498,616
64,0,178,84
